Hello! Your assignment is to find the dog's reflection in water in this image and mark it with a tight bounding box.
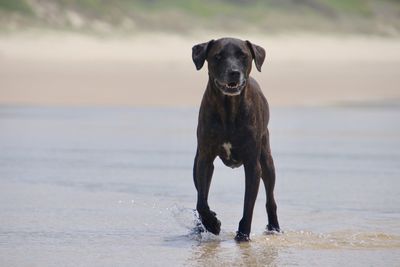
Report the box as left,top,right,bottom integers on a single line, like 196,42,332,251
187,235,279,266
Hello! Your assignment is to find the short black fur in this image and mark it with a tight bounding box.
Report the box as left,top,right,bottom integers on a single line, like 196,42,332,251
192,37,280,242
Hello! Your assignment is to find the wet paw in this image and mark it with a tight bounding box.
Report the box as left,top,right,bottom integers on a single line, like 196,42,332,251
266,224,281,234
199,210,221,235
234,231,250,242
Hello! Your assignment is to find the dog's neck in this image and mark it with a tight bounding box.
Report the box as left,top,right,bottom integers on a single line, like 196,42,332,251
207,80,246,129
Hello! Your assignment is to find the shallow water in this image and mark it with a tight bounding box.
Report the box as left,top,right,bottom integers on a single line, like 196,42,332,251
0,106,399,266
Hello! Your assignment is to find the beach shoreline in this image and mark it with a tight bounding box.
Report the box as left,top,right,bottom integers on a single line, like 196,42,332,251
1,32,400,107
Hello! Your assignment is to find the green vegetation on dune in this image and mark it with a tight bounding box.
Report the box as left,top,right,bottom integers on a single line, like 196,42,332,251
0,0,399,35
320,0,371,15
33,0,373,17
0,0,32,14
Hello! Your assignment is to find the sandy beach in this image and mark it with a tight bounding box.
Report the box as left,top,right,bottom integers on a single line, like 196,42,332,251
1,31,400,266
2,1,400,266
1,32,400,107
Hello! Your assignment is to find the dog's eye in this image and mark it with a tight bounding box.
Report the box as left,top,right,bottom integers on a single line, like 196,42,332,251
215,54,222,60
236,51,246,58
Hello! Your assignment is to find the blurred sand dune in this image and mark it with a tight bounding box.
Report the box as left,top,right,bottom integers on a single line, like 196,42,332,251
1,33,399,107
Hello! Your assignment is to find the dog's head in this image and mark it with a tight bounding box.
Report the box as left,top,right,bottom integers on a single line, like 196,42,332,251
192,37,265,96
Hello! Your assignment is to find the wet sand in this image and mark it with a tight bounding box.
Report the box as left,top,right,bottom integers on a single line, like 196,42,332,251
1,33,400,107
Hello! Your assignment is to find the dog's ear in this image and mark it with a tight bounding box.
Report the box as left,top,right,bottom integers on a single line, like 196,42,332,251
246,40,266,72
192,40,214,70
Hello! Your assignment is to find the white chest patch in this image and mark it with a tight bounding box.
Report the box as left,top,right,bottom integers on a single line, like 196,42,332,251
222,142,232,159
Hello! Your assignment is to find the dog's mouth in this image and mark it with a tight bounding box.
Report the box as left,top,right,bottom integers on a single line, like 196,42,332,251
214,79,246,96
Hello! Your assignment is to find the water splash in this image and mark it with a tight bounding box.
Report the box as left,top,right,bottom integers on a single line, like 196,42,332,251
264,229,284,236
170,204,232,242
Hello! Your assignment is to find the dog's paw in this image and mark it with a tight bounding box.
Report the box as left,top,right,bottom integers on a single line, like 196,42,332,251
199,210,221,235
234,231,250,242
265,224,281,235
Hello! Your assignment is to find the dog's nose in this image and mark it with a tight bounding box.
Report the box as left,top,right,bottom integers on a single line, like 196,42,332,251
228,70,241,82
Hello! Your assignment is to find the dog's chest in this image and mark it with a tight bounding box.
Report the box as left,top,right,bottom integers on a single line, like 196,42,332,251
222,142,233,159
219,141,242,168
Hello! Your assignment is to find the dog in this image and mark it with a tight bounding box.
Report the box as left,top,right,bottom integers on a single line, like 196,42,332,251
192,37,280,241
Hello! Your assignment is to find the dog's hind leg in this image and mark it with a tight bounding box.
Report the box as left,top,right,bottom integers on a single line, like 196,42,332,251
193,149,199,191
260,132,280,232
193,150,220,235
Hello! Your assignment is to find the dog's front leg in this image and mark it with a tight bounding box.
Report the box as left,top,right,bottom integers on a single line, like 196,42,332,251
193,150,221,235
235,159,261,242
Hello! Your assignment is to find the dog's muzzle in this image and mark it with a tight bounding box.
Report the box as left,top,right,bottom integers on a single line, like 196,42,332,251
214,79,246,96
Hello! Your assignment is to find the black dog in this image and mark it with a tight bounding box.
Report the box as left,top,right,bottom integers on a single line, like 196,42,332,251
192,37,280,241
